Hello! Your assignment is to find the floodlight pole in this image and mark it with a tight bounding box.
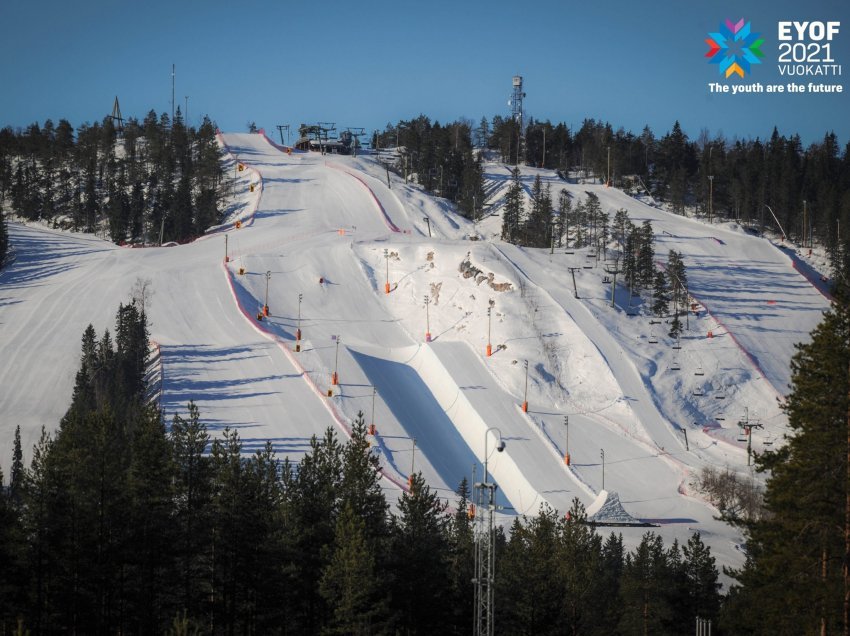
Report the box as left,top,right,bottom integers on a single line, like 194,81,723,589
370,386,377,434
600,448,606,490
332,335,341,385
522,359,529,412
296,292,303,351
424,295,431,342
408,437,417,488
708,175,714,224
486,306,492,357
263,270,271,316
384,248,390,294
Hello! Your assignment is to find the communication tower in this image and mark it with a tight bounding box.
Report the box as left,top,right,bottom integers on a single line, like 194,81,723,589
508,76,526,164
509,76,525,130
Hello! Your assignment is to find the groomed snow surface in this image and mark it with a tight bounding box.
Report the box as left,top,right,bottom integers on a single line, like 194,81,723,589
0,132,830,577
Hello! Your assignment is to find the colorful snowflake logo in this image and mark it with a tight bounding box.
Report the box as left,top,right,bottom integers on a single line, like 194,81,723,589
705,18,764,79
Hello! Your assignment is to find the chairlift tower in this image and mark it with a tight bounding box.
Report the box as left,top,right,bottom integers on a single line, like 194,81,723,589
276,124,290,146
347,127,366,157
737,407,763,466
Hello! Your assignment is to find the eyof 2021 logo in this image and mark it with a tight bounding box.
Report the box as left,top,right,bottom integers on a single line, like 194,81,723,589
705,18,764,78
705,18,842,94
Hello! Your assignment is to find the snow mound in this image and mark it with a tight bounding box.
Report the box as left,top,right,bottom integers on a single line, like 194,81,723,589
585,490,644,526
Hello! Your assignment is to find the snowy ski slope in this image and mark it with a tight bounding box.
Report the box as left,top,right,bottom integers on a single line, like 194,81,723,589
0,132,831,573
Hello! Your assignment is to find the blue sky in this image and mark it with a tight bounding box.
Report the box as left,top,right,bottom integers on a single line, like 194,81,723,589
1,0,848,146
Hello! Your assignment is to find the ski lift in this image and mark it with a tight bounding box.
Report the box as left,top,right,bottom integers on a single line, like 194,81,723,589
648,332,658,344
693,386,704,396
764,433,774,447
670,358,681,371
649,319,661,325
716,413,726,421
694,366,705,376
715,385,727,400
737,423,749,442
583,264,593,269
587,251,596,259
626,307,638,316
672,339,682,350
603,275,611,284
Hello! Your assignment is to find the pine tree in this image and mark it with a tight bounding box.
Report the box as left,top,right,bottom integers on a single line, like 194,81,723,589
388,472,450,634
319,502,386,635
170,402,211,623
682,532,721,626
652,270,669,317
10,425,23,503
618,532,673,635
525,175,552,247
637,220,656,288
557,189,571,247
125,405,176,633
497,505,561,634
290,428,344,633
446,479,474,635
556,499,605,634
501,167,524,244
722,299,849,634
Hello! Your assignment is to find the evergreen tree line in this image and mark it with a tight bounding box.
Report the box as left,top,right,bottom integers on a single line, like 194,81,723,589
487,116,850,274
0,108,226,245
0,302,725,635
372,116,484,220
718,288,850,634
500,175,691,334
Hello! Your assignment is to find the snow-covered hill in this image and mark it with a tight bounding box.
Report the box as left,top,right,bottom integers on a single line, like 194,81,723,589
0,131,831,575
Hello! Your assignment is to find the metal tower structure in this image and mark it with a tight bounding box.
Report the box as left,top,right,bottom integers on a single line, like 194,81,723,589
276,124,290,145
346,127,366,157
509,75,525,128
109,96,125,136
508,76,526,164
473,428,505,636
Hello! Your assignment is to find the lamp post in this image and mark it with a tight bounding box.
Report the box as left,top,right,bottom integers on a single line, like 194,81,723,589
708,175,714,224
486,305,492,357
296,292,303,352
408,437,417,488
522,359,529,412
600,448,606,490
564,416,570,465
369,386,377,435
424,295,432,342
384,248,390,294
332,335,341,386
542,126,546,168
263,270,271,316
